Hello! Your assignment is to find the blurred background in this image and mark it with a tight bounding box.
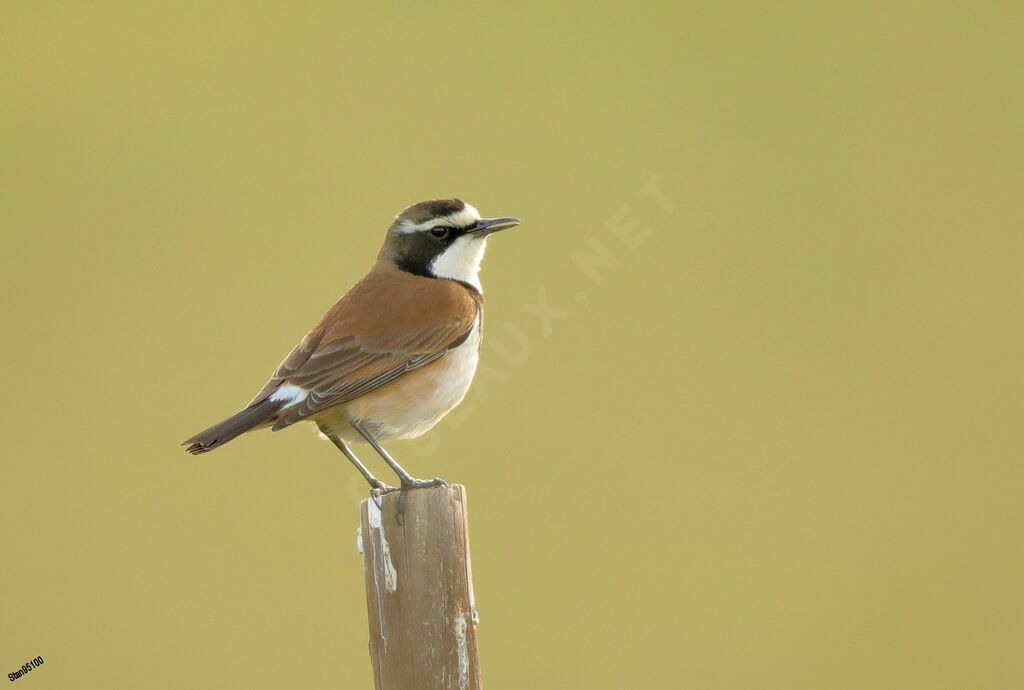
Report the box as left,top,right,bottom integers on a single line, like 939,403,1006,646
2,2,1022,688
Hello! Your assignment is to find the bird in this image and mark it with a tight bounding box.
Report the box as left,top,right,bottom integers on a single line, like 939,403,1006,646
182,198,519,504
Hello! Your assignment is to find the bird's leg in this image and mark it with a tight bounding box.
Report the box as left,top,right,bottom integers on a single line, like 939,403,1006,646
349,419,448,488
350,419,447,521
317,422,395,494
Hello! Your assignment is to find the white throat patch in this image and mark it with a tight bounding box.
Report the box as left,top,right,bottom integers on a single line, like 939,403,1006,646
430,235,488,292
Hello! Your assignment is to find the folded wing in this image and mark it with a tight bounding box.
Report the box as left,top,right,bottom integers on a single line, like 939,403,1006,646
251,263,480,431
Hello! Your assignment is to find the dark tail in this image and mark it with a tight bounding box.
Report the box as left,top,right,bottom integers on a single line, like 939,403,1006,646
182,398,282,455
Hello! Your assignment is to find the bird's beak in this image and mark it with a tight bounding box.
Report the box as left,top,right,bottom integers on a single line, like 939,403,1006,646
470,217,520,236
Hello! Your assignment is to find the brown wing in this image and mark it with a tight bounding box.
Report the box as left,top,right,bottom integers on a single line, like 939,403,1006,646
250,262,480,431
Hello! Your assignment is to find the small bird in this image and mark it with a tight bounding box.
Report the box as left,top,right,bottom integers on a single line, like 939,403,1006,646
183,199,519,502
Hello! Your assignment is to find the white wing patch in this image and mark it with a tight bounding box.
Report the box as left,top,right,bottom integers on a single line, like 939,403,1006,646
269,385,309,407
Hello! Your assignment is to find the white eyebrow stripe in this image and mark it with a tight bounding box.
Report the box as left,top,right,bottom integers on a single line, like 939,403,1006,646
395,203,481,234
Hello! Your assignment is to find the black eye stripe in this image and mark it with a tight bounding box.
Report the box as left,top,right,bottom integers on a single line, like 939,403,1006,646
431,225,463,239
392,220,476,278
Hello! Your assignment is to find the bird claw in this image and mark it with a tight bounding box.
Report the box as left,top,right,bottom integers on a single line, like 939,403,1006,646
369,480,398,495
403,476,448,490
367,477,448,523
392,477,449,523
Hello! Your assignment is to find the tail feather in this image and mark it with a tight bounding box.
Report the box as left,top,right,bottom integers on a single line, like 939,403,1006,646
182,398,281,455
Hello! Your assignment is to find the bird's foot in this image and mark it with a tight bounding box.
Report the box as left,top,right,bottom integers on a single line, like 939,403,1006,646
403,476,448,491
393,477,448,523
368,479,398,496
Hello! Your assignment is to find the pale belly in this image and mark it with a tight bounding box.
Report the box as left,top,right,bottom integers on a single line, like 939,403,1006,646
318,322,481,443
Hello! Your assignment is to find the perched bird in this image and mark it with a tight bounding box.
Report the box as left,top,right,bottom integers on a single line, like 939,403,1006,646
183,199,519,500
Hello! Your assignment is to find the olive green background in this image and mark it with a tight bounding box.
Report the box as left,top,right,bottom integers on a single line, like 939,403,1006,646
2,2,1022,688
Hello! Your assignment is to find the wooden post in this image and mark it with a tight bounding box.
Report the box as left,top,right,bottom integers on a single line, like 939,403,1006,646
358,484,483,690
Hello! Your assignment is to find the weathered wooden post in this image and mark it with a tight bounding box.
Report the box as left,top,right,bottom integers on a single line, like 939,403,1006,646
358,484,482,690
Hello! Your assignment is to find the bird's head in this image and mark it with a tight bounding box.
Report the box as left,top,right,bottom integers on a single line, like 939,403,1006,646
380,198,520,292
